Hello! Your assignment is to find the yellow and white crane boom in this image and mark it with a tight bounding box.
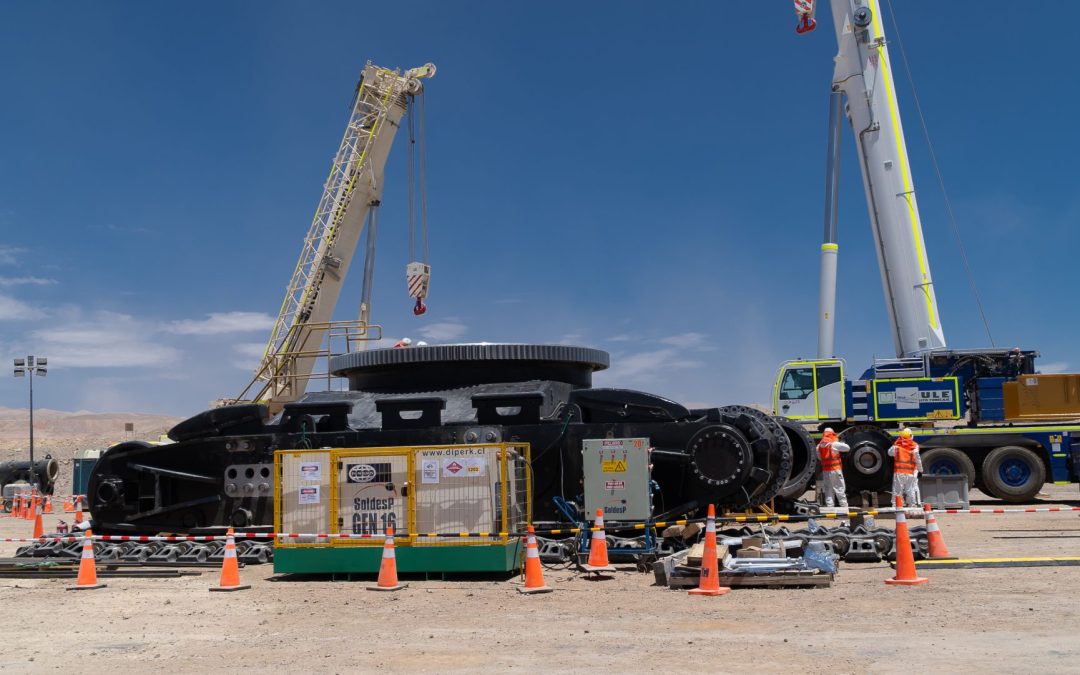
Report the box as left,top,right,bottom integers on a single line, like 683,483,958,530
234,61,435,412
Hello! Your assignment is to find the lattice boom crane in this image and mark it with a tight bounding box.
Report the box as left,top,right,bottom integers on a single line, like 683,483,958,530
234,62,436,412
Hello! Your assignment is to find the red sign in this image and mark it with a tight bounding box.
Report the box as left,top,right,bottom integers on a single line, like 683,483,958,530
445,461,463,475
605,480,625,490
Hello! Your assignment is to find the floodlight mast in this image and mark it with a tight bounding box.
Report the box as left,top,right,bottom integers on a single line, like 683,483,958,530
13,355,47,489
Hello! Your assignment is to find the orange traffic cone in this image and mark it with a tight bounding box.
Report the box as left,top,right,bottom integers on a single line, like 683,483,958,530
73,496,84,525
887,496,928,586
67,530,106,590
210,528,250,592
689,504,731,597
43,495,53,514
923,503,955,559
28,489,39,521
12,495,21,519
63,496,75,513
368,527,407,592
518,525,552,594
583,509,615,573
31,498,44,539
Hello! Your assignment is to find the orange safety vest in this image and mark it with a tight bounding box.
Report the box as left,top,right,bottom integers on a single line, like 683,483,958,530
818,433,842,472
893,438,918,475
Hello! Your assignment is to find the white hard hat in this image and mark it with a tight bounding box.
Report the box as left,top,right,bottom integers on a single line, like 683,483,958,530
824,427,834,434
400,337,412,346
416,341,428,346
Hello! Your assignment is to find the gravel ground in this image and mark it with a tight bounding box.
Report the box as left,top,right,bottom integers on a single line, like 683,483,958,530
2,485,1079,673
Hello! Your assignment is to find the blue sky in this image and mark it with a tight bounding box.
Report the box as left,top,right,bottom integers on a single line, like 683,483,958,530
1,2,1078,417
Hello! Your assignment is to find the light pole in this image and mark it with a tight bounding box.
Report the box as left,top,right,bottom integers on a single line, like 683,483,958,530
13,355,47,489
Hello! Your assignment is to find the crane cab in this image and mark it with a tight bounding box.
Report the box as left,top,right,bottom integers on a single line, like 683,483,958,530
773,359,846,422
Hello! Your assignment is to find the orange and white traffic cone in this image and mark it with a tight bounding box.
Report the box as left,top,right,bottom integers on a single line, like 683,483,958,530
583,509,615,573
210,528,250,592
689,504,730,597
43,495,53,514
67,530,106,591
73,496,84,525
518,525,552,594
63,496,75,513
368,527,407,592
887,496,928,586
31,497,44,539
923,503,955,560
28,489,39,521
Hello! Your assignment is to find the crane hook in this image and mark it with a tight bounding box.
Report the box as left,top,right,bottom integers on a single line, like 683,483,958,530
793,0,817,34
413,298,427,316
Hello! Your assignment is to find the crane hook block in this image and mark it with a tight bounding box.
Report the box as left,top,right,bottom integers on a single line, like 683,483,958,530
406,261,430,316
793,0,816,34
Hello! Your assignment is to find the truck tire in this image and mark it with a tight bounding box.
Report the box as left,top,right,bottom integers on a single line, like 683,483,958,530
920,447,976,489
981,446,1045,503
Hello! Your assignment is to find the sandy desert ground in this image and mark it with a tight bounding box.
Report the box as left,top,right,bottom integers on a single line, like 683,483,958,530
2,483,1079,673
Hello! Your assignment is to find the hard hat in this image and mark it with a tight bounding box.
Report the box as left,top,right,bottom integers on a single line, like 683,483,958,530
900,428,912,439
416,341,428,346
824,427,834,434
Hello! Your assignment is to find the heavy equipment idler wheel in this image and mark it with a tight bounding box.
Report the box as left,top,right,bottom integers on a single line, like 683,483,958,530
717,406,792,508
838,425,894,494
775,416,817,499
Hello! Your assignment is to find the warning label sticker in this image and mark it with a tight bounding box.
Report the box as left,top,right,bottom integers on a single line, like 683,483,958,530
605,479,625,490
299,463,321,481
421,459,440,484
602,440,625,449
602,459,627,473
298,486,320,505
442,457,486,477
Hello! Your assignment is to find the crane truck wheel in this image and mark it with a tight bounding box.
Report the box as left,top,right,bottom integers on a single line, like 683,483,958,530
837,425,894,495
981,446,1046,503
920,447,976,490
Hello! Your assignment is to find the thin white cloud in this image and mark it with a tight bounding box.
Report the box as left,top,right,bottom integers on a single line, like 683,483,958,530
0,276,57,287
1039,361,1069,374
0,295,46,320
231,342,267,370
164,311,276,335
0,246,23,265
604,334,634,342
417,320,467,341
31,311,181,368
658,331,716,351
599,348,703,383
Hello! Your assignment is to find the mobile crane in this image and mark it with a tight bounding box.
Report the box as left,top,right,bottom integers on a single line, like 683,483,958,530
230,62,436,414
773,0,1080,502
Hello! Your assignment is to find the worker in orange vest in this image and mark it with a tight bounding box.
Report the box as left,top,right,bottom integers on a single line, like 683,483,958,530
888,428,923,506
817,427,850,508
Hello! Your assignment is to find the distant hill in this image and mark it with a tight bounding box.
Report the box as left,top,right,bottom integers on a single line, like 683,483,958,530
0,408,183,494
